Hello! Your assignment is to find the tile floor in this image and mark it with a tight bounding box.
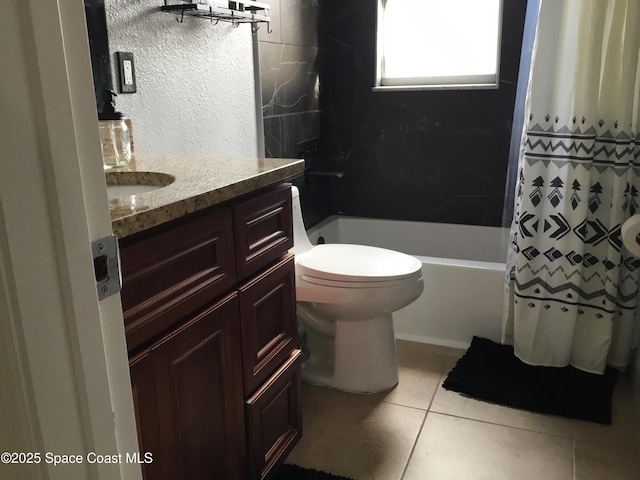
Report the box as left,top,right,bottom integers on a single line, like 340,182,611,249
286,340,640,480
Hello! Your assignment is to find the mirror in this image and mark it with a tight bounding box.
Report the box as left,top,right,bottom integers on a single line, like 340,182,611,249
84,0,112,111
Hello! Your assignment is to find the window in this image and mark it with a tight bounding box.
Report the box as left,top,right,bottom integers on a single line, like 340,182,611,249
375,0,503,90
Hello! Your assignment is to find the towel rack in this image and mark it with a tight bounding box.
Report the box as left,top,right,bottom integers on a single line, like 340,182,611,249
161,1,271,33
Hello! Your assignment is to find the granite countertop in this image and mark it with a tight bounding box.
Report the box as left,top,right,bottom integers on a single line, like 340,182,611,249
108,153,304,238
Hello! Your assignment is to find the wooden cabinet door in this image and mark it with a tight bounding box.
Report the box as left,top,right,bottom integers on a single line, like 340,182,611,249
121,208,236,352
129,352,162,480
233,184,293,279
151,293,247,480
246,350,302,480
239,254,298,395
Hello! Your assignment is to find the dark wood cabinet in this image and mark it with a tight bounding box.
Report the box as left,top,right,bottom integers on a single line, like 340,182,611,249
246,349,302,480
121,208,236,352
122,184,301,480
152,294,247,480
239,254,297,395
129,352,162,480
233,184,293,279
129,294,246,480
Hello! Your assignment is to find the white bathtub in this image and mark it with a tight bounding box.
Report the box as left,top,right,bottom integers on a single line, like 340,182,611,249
306,216,509,349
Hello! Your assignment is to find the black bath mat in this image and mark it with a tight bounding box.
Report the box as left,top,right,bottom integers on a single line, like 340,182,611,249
443,336,618,424
273,464,354,480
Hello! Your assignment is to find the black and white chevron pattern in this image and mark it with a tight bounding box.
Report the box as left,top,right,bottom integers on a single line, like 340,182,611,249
511,116,640,329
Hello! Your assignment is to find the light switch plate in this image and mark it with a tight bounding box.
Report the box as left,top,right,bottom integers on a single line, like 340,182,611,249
116,51,136,93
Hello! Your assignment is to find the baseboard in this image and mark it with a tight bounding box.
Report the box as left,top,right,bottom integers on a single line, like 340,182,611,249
394,333,471,351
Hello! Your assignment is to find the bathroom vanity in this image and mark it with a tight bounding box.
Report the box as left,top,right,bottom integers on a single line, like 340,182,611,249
110,154,304,480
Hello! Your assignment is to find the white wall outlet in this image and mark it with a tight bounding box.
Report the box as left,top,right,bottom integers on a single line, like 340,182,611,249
116,52,136,94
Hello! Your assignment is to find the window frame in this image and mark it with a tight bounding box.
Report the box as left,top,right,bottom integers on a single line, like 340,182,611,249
374,0,504,92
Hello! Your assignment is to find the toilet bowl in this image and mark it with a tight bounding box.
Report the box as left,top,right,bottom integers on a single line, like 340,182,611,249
291,186,424,393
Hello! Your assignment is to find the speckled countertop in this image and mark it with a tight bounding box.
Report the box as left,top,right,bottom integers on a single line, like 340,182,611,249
108,153,304,238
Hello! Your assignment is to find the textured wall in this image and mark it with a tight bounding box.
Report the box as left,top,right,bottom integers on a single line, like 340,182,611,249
106,0,259,157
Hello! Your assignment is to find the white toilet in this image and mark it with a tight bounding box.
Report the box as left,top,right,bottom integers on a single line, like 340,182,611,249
291,186,424,393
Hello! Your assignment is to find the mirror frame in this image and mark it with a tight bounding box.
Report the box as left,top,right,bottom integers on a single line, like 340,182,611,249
84,0,113,111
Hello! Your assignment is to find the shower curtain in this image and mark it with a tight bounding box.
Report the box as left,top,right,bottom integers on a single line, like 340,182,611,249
506,0,640,374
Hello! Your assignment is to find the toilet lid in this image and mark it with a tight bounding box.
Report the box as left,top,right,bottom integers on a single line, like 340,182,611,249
296,244,422,283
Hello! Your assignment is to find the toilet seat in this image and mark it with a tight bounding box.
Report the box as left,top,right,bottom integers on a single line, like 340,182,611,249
296,244,422,288
299,273,422,289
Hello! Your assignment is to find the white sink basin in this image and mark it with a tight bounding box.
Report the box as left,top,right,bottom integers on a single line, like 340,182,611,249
105,171,175,200
107,184,164,200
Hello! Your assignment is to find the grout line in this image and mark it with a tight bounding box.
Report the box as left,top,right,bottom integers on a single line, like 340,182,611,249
398,346,454,480
399,407,428,480
375,400,429,414
262,110,322,119
423,348,465,414
427,350,455,412
572,438,577,480
428,411,573,439
379,348,454,412
431,347,577,440
380,399,429,412
378,342,453,413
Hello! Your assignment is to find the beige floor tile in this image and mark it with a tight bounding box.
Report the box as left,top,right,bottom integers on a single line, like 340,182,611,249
572,372,640,444
448,347,466,362
402,413,573,480
572,375,640,479
286,384,426,480
379,340,450,410
432,354,573,437
574,436,640,480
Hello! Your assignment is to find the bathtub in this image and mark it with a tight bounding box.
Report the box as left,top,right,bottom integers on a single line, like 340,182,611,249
305,216,509,349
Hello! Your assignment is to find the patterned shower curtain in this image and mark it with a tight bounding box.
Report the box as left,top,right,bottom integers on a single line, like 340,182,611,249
506,0,640,374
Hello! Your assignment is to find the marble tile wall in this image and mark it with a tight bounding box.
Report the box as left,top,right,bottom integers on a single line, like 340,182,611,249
261,0,527,228
259,0,331,228
317,0,528,227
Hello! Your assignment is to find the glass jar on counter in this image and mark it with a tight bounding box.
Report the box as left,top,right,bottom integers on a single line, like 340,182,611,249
99,118,132,169
98,90,132,169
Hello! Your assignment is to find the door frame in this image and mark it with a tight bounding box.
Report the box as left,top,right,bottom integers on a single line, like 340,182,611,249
0,1,140,479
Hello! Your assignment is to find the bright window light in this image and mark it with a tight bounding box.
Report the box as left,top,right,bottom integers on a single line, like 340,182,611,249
377,0,503,89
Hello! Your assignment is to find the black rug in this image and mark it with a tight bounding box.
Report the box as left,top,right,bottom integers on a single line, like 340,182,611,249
443,336,618,424
273,464,353,480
